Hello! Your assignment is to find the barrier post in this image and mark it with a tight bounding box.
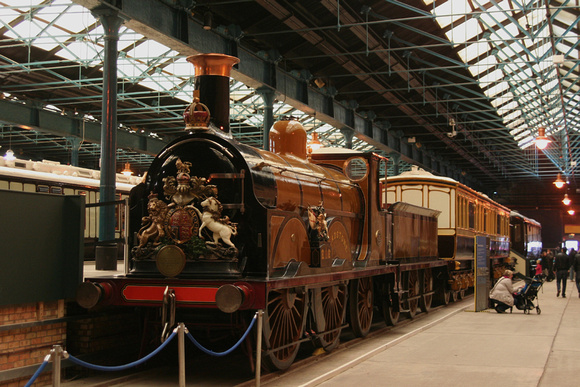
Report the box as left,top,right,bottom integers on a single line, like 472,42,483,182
255,310,263,387
51,345,63,387
178,323,186,387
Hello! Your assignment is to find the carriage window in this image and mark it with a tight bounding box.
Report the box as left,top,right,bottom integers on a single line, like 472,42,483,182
343,157,368,182
483,209,488,232
468,202,475,229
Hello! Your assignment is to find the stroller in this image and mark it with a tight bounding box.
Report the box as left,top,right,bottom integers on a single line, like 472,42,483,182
512,272,544,314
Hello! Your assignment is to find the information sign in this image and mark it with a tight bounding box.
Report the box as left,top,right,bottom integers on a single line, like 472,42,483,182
474,235,491,311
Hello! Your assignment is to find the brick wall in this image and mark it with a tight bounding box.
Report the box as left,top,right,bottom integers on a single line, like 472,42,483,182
0,300,65,386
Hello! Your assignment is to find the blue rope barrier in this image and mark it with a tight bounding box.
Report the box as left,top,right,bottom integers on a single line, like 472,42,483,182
186,313,257,356
67,330,177,372
24,355,50,387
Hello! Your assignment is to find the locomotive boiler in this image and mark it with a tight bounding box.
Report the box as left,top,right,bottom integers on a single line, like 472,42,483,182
77,53,451,371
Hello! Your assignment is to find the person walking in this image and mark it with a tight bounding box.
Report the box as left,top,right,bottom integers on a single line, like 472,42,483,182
569,248,576,281
555,247,571,297
574,251,580,297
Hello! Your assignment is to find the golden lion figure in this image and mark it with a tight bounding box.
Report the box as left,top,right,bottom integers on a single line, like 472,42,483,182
137,195,169,248
199,197,238,249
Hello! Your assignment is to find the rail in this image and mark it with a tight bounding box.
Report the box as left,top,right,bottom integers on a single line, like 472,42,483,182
23,311,264,387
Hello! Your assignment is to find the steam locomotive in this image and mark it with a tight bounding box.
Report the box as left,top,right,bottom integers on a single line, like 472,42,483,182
76,53,501,371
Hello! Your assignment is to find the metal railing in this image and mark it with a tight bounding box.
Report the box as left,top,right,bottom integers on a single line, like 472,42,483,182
24,311,264,387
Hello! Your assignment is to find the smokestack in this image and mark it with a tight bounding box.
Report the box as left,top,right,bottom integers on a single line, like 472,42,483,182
186,54,240,134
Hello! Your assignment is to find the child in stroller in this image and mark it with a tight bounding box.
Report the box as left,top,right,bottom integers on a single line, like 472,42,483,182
513,272,544,314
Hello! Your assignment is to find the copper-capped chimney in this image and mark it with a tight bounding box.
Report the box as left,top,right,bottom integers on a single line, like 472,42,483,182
186,53,240,134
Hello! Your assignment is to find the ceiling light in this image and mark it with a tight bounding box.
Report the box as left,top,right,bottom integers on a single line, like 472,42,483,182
203,12,213,30
121,162,133,176
307,132,322,153
553,173,565,189
563,194,571,206
3,149,15,161
568,209,575,216
534,127,550,150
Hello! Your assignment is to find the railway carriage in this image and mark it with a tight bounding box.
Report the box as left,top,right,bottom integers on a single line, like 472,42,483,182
384,166,512,299
76,53,459,371
510,211,542,277
0,156,137,257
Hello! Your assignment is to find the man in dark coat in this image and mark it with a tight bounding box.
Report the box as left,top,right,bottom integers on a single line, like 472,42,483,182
574,251,580,297
569,248,577,281
555,247,571,297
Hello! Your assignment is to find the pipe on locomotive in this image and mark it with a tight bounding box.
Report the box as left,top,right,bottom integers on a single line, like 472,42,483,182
186,53,240,134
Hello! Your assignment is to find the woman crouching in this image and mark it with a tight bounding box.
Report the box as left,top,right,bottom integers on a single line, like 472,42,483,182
489,270,514,313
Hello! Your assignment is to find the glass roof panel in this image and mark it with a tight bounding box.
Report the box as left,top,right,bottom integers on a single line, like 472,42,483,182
431,0,470,29
457,40,487,63
0,5,22,20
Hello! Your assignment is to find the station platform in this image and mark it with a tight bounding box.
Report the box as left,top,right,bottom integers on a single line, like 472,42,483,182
71,266,579,387
262,278,579,387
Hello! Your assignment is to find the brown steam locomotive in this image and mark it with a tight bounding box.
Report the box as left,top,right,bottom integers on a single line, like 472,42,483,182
77,54,466,371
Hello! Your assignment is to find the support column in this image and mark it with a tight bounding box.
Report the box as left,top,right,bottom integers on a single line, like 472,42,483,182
340,127,354,149
256,87,275,151
92,7,123,244
389,152,401,176
68,137,81,167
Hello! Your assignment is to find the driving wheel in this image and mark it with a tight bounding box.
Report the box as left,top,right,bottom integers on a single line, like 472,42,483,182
262,288,307,371
312,284,348,351
349,277,374,337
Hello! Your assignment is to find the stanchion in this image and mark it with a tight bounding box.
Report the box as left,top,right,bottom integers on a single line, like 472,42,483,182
255,310,263,387
178,323,186,387
52,345,63,387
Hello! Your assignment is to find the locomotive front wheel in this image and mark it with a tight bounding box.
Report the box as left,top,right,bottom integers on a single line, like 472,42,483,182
382,285,399,326
405,271,419,318
262,288,307,371
419,269,433,313
313,285,348,351
349,277,374,337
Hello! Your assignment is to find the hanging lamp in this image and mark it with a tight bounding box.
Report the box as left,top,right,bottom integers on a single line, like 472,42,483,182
553,173,565,188
534,127,550,150
563,193,571,206
121,162,133,176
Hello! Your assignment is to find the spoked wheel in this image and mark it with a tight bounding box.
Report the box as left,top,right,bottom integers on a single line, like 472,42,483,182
382,284,399,326
262,288,308,371
404,271,419,318
312,284,348,351
419,269,433,313
349,277,374,337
